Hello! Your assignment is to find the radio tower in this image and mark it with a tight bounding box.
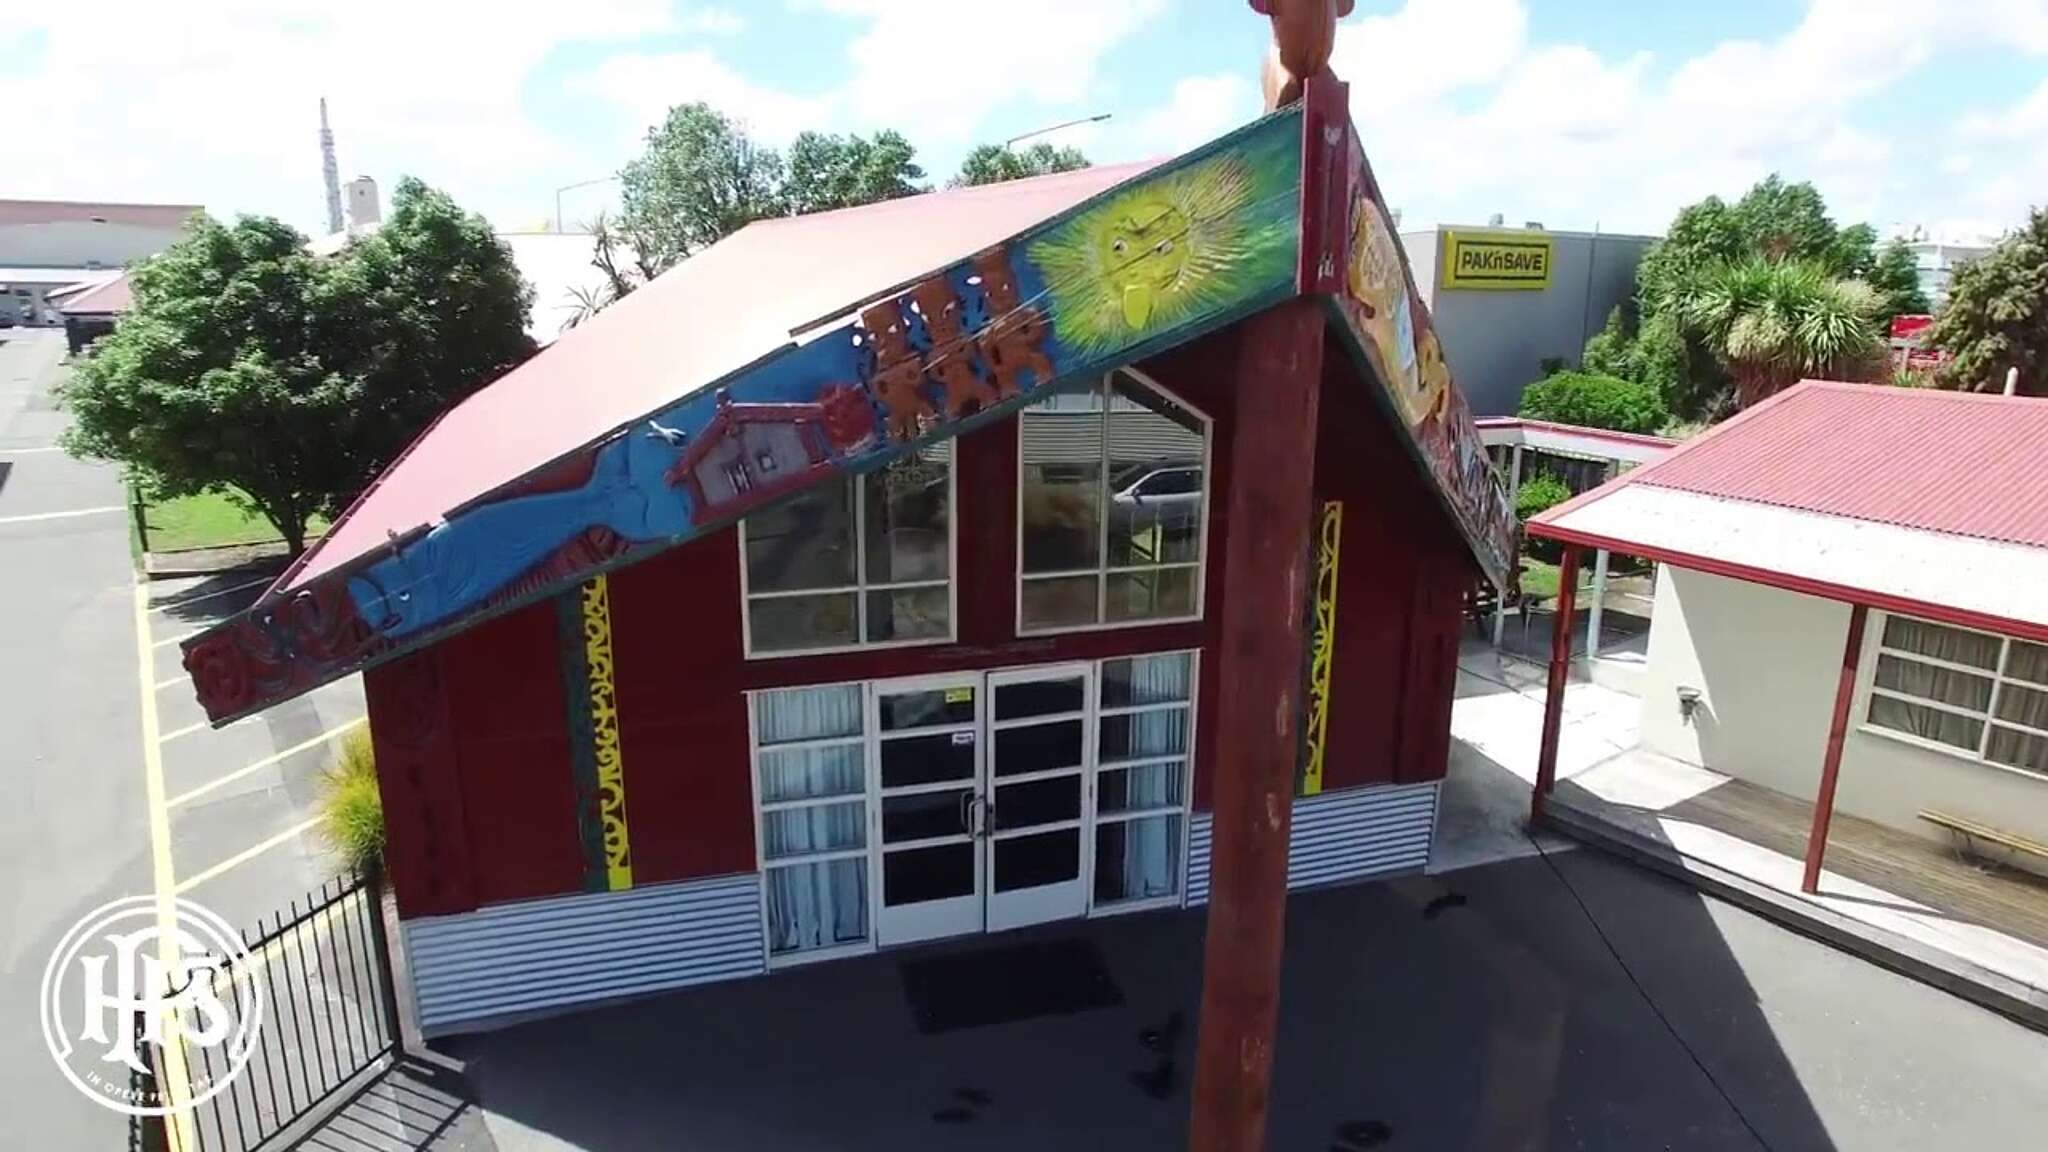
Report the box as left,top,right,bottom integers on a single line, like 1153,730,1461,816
319,98,344,236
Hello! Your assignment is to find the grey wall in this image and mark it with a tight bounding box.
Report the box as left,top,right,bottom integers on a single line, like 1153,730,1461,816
1401,227,1654,418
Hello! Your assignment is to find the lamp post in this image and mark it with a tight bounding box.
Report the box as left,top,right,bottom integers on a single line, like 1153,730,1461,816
1002,113,1111,149
555,175,621,234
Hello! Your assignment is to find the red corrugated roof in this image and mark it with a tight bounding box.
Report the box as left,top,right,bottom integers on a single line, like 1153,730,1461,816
291,162,1157,588
1538,380,2048,549
54,272,133,316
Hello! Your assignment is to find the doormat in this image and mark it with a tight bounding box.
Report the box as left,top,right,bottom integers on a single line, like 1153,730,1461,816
900,937,1124,1034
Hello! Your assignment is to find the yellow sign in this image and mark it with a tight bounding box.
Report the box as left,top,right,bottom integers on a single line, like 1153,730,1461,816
1441,230,1553,290
944,687,973,704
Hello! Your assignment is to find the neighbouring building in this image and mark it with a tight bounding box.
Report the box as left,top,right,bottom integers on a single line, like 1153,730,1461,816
1399,223,1656,417
178,93,1517,1036
53,272,133,355
0,199,198,328
1530,382,2048,874
1894,227,1993,309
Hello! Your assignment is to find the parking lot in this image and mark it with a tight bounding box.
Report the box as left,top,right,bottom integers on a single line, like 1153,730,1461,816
0,329,365,1147
144,570,367,933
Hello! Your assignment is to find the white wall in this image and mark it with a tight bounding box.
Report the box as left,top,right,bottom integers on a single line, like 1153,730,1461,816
0,221,185,268
1639,566,2048,858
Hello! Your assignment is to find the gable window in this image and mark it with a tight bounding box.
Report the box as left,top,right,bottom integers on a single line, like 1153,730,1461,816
740,445,952,656
1865,613,2048,778
1018,370,1209,633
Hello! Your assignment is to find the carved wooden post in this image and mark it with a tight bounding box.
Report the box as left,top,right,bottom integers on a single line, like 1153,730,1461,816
1189,297,1324,1152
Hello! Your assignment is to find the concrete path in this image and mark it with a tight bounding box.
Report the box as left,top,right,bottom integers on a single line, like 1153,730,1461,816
434,849,2048,1150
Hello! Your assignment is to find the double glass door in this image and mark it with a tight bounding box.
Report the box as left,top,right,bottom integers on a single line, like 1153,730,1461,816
871,665,1093,946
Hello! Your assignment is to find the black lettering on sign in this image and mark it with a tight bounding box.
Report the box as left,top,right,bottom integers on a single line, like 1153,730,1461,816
1448,235,1551,286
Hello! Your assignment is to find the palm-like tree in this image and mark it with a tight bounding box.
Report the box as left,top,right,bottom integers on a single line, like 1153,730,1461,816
1680,259,1886,410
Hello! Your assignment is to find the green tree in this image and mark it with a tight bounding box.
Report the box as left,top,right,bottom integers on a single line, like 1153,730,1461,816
1734,174,1839,264
1930,208,2048,395
1517,371,1670,435
953,141,1091,187
619,103,787,275
61,182,535,556
785,130,925,215
1867,238,1932,325
1681,258,1886,408
1590,174,1903,419
598,106,931,314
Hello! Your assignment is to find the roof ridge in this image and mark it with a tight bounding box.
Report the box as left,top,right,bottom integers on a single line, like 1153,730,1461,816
1529,380,1820,526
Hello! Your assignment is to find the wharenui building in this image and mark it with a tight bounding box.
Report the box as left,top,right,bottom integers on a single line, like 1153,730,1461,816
180,81,1515,1039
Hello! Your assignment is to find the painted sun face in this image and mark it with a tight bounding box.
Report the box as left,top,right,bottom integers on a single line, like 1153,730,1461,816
1098,199,1193,330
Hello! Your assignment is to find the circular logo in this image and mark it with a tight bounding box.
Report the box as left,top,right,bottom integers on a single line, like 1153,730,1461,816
40,896,263,1117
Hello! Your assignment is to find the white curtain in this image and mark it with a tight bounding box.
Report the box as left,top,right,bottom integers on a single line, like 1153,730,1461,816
1107,654,1190,902
756,685,870,954
766,860,867,955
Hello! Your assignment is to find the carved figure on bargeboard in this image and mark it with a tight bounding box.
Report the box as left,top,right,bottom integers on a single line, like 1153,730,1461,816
859,298,939,440
1249,0,1355,110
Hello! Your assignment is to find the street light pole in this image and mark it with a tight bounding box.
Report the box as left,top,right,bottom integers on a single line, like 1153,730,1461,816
1002,113,1111,149
555,175,622,234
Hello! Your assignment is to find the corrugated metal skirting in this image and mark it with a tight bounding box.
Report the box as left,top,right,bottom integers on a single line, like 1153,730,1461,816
1185,781,1439,905
405,874,763,1035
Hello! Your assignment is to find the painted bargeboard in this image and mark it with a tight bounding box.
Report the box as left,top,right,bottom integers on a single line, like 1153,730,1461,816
1324,122,1516,588
182,109,1305,724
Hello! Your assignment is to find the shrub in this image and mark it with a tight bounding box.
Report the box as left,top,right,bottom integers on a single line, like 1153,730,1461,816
1515,473,1573,522
1518,371,1670,435
1515,473,1573,564
317,729,384,876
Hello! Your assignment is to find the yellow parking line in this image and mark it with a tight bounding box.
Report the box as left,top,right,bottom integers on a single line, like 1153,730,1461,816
153,629,199,650
168,717,365,809
176,818,321,896
133,582,197,1152
154,675,185,692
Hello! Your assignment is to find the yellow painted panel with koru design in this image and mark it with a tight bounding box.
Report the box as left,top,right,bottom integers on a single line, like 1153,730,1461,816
582,575,633,890
1303,501,1342,796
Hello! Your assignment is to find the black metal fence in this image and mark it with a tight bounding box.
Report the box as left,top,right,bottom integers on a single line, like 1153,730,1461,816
139,872,402,1152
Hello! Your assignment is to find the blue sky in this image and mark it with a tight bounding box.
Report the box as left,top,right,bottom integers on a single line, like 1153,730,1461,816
8,1,2047,243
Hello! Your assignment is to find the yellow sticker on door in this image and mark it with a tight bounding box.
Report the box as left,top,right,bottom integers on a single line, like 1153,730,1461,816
945,688,973,703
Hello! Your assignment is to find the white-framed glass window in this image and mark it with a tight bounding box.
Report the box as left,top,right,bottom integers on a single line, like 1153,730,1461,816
740,445,953,657
1092,651,1195,909
1018,369,1209,634
751,683,873,959
1865,613,2048,778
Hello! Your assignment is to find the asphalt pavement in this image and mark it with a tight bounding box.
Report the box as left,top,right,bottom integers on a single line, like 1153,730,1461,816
0,329,369,1147
0,329,143,1148
445,847,2048,1151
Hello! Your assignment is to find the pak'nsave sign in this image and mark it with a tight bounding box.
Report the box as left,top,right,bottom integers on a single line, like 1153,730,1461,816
1441,230,1553,290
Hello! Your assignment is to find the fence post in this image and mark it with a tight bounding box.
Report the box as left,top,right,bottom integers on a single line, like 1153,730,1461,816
131,482,151,556
363,869,406,1056
131,1006,169,1152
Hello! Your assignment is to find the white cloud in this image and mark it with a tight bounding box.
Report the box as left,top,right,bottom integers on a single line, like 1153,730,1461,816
1126,74,1262,158
567,50,832,148
0,0,679,232
1334,0,2048,237
816,0,1168,141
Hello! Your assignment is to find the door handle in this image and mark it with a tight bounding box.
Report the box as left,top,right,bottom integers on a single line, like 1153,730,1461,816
958,791,974,835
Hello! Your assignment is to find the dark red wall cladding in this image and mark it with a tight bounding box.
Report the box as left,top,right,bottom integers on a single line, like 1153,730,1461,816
366,321,1475,915
1312,330,1472,790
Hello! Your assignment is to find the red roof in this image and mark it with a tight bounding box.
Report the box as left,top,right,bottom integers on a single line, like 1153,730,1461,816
0,199,201,229
1539,380,2048,549
291,162,1156,588
54,272,133,316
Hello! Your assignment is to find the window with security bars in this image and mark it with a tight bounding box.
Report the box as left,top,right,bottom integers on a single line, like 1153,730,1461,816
1865,614,2048,778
